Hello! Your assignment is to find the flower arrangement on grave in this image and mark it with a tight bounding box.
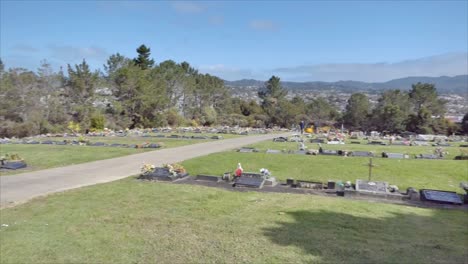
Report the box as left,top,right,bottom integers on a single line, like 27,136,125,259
0,153,23,165
260,168,271,179
163,163,186,176
77,135,89,145
140,163,156,175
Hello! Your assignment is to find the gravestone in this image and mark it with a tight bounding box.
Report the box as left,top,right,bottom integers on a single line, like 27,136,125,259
355,179,388,194
211,136,223,140
41,140,55,145
233,176,265,188
195,174,222,182
327,181,336,189
459,144,468,148
382,152,408,159
273,137,288,142
146,143,160,148
27,141,40,144
266,149,282,154
56,141,67,145
416,154,441,159
320,149,338,156
297,180,323,189
294,150,307,155
286,178,295,185
310,138,325,143
350,141,361,144
420,189,462,205
192,136,208,140
155,134,166,138
90,142,106,147
351,151,374,157
264,177,278,186
110,143,123,147
168,135,180,138
239,147,257,153
367,141,384,145
1,160,27,170
139,167,188,181
128,144,137,148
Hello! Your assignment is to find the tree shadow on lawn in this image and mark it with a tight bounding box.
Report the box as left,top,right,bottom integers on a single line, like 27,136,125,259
262,209,468,264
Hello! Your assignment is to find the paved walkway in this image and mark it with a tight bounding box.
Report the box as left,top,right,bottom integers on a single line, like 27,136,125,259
0,133,291,208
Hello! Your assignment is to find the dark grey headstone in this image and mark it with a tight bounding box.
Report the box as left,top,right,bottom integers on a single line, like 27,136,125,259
110,143,123,147
233,176,265,188
211,135,223,139
350,141,361,144
351,151,374,157
41,140,55,145
416,154,441,159
273,137,288,142
459,144,468,148
55,141,67,145
420,189,462,205
310,138,325,143
367,141,384,145
327,181,336,189
90,142,107,146
239,147,257,153
355,180,388,194
168,135,180,138
146,143,160,148
1,161,27,170
195,174,222,182
192,136,208,140
155,134,166,138
383,152,407,159
320,149,338,155
27,141,40,144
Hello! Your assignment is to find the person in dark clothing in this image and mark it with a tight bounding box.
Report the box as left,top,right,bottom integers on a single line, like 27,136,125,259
299,120,305,134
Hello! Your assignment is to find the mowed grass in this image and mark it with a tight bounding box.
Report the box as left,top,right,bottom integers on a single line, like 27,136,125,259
0,135,218,176
0,179,466,264
182,152,467,192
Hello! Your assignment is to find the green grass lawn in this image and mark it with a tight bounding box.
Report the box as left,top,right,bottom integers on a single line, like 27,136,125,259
182,151,467,192
0,179,466,263
0,135,220,176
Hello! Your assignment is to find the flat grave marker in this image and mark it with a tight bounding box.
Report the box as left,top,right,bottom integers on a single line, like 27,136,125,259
1,160,27,170
355,179,388,194
420,189,462,205
266,149,282,154
351,151,374,157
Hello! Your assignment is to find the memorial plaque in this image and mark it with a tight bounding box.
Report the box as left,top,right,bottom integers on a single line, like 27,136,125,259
1,161,27,170
460,144,468,148
420,189,462,205
192,136,208,140
168,135,180,138
320,149,338,155
211,136,223,140
368,141,384,145
383,152,407,159
27,141,40,144
350,141,361,144
90,142,106,146
56,141,67,145
195,174,222,182
327,181,336,189
239,147,257,153
110,143,123,147
273,137,288,142
155,134,166,138
355,179,388,194
147,143,160,148
351,151,374,157
266,149,282,154
416,154,441,159
41,140,55,145
310,138,325,143
233,177,265,188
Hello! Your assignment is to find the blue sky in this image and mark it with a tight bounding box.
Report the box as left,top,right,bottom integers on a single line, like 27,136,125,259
1,0,467,82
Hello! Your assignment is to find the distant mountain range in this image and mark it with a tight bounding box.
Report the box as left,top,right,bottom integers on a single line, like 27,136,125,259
225,75,468,95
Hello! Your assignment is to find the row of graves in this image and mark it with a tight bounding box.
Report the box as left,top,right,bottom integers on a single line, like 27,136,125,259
137,162,468,208
268,136,467,160
0,138,163,149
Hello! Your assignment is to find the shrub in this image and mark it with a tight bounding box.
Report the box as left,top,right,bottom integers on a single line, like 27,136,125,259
90,114,105,130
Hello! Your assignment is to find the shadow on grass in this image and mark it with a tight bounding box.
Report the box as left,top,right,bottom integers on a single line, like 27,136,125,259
263,209,468,263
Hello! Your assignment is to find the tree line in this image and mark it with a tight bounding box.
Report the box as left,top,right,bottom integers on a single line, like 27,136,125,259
0,44,467,137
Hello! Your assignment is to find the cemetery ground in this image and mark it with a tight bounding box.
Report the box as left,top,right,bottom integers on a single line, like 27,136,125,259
1,137,467,263
0,178,467,264
0,133,241,176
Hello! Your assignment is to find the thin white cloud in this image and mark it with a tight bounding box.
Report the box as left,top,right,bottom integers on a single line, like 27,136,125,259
199,64,255,81
12,44,39,53
172,1,204,14
273,52,468,82
48,45,109,62
249,20,279,31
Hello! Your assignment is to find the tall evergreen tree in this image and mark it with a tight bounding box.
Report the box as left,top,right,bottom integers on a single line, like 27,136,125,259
133,44,155,70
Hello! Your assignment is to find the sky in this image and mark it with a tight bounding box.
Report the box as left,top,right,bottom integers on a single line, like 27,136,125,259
1,0,467,82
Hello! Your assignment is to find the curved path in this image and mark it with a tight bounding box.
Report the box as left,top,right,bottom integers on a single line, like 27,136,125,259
0,132,291,208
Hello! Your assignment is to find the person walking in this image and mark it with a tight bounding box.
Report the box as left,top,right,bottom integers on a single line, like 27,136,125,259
299,120,305,134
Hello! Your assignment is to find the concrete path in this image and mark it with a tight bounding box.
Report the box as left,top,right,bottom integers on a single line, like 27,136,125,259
0,132,291,208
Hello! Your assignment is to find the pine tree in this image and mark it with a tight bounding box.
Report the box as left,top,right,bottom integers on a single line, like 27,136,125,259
133,44,155,70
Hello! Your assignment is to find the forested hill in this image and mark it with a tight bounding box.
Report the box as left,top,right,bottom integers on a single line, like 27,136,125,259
225,75,468,94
